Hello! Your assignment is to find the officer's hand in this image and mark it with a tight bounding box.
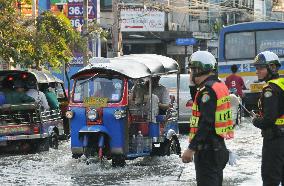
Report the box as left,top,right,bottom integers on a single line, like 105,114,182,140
228,150,240,166
181,148,195,163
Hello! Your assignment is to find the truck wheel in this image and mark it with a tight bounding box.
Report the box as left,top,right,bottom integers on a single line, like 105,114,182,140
112,155,126,167
32,138,49,152
49,132,59,149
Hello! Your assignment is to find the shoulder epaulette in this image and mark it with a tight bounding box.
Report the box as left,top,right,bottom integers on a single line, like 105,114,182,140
199,86,206,91
263,83,269,88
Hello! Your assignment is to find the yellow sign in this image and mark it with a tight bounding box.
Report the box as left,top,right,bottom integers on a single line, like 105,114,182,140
250,83,265,92
83,97,108,108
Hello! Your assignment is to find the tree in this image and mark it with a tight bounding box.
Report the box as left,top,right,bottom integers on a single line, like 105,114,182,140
0,1,84,70
0,1,108,70
34,11,83,70
0,0,33,66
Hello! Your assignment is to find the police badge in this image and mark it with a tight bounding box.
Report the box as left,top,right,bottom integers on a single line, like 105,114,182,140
201,93,210,103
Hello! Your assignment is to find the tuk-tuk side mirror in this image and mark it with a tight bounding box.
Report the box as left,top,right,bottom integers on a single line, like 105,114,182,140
186,100,193,108
66,110,74,119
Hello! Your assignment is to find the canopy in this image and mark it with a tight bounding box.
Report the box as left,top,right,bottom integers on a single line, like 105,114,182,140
71,54,179,79
0,70,63,84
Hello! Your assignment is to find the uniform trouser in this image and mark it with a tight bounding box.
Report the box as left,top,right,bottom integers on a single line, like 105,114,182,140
194,148,229,186
262,136,284,186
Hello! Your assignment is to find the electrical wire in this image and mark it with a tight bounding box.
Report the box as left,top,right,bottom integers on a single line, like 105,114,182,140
105,0,284,29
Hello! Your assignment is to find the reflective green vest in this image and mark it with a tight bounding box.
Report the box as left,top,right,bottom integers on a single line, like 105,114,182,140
268,78,284,125
189,82,234,142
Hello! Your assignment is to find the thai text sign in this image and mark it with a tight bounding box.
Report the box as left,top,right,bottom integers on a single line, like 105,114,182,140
83,97,108,107
175,38,197,46
121,8,165,32
250,83,265,93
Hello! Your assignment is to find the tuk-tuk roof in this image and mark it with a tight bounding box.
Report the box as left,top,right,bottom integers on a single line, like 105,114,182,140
71,54,179,79
0,70,63,84
30,69,64,84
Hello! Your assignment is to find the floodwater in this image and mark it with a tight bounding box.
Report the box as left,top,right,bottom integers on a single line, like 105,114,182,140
0,118,263,185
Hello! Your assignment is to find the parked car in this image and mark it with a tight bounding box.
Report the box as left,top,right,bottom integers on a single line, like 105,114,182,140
159,74,192,133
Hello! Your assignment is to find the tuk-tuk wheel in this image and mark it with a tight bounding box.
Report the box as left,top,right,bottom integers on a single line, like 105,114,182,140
111,155,126,167
72,154,82,159
164,135,181,156
49,131,59,149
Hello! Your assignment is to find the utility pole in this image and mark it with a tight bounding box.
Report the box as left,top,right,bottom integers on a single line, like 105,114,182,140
32,0,36,20
83,0,89,66
112,0,121,57
233,0,236,24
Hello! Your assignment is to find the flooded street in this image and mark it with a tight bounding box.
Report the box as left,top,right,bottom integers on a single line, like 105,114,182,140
0,118,263,185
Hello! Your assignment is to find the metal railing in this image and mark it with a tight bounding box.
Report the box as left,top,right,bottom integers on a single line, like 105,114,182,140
0,103,62,125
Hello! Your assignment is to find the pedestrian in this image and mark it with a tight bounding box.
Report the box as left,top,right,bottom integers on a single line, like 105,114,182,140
181,51,234,186
225,64,246,98
25,77,50,110
148,76,170,115
42,83,60,110
252,51,284,186
229,93,241,126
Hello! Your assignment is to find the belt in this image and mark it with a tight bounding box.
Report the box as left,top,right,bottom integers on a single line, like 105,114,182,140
197,144,212,150
197,141,226,151
262,127,284,139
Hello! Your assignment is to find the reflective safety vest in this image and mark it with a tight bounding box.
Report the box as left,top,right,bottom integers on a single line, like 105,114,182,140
268,78,284,126
189,82,234,142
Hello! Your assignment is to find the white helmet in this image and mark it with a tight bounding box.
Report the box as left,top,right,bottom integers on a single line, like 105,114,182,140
253,51,281,68
253,51,281,81
189,51,217,76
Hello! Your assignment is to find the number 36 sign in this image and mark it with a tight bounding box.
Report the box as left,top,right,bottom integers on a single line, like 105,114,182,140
67,0,98,28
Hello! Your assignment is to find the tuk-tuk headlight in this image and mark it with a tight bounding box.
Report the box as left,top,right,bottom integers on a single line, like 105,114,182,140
114,110,126,119
87,108,98,121
66,110,74,119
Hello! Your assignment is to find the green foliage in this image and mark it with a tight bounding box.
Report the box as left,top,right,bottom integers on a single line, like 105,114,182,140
0,0,33,65
212,19,223,34
88,19,109,42
0,1,84,70
35,11,83,69
0,1,107,70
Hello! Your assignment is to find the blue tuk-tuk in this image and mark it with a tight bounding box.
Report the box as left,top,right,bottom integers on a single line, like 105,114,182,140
67,54,181,166
0,70,66,152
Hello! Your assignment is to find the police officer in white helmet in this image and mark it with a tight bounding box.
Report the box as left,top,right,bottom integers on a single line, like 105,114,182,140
182,51,234,186
252,51,284,186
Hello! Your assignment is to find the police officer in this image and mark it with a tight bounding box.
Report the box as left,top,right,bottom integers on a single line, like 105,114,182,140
181,51,234,186
252,51,284,186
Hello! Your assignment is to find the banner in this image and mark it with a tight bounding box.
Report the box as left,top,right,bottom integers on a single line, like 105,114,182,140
121,8,165,32
272,0,284,12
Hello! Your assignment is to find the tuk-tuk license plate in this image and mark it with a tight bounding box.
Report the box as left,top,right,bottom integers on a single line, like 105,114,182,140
250,83,265,92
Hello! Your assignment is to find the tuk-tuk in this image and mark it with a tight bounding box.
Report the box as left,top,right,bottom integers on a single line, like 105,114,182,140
67,54,181,166
0,70,67,152
32,70,70,138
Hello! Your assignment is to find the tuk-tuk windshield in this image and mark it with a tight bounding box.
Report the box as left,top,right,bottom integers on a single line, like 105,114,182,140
73,75,123,103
